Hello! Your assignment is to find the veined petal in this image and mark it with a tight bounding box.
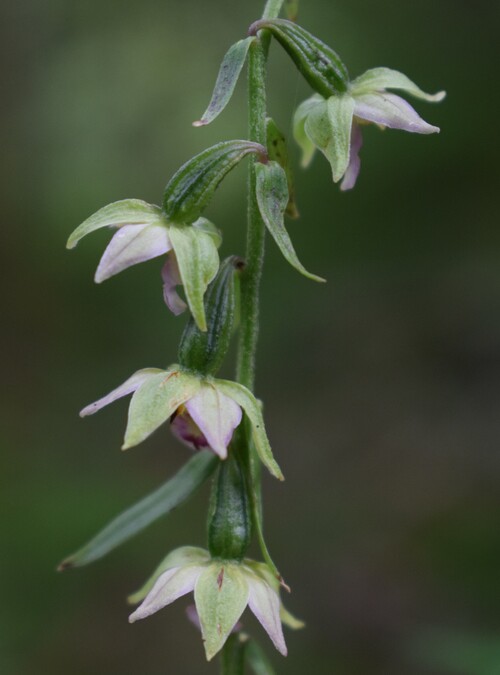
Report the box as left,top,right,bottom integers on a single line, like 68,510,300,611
128,547,210,604
340,121,363,192
161,253,187,315
351,67,446,102
79,368,163,417
123,368,201,449
66,199,162,249
293,95,323,168
214,380,284,480
305,95,355,183
95,223,172,283
354,92,440,134
194,562,250,661
247,573,287,656
129,564,204,622
185,384,242,459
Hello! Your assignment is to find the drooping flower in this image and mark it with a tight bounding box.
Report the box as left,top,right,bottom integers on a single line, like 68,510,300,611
294,67,445,190
67,199,221,331
127,546,301,661
79,365,283,479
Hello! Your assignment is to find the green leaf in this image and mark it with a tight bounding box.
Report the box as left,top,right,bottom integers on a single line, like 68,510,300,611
58,454,217,570
123,367,201,449
249,19,349,97
194,38,254,127
266,117,298,219
66,199,162,249
192,217,223,248
214,380,284,481
195,562,249,661
293,95,323,168
351,67,446,102
284,0,299,22
305,95,355,183
169,223,220,332
245,639,277,675
128,545,210,603
163,140,266,224
255,161,324,283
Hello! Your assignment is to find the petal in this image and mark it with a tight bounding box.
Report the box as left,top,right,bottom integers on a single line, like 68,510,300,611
293,95,323,168
128,547,210,604
129,564,204,623
305,95,355,183
354,92,440,134
185,384,242,459
161,253,188,316
247,574,287,656
340,121,363,192
170,405,210,451
79,368,163,417
94,223,172,283
351,67,446,102
123,368,202,449
194,562,249,661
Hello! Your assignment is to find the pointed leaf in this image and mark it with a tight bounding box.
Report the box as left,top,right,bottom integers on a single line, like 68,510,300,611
214,380,284,481
293,95,323,168
128,546,210,603
194,38,253,127
305,95,355,182
266,117,298,219
245,639,277,675
255,161,324,283
351,67,446,102
59,455,216,570
168,223,220,332
195,562,249,661
163,141,266,224
67,199,162,249
247,574,287,656
123,368,201,449
284,0,299,22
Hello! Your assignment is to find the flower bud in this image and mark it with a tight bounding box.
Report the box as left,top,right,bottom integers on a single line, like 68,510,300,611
163,141,267,224
248,19,349,97
178,256,242,375
208,451,252,560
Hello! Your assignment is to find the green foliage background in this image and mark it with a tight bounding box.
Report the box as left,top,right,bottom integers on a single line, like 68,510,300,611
2,0,499,673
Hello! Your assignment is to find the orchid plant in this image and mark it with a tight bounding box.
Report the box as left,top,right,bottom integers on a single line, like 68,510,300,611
61,1,444,672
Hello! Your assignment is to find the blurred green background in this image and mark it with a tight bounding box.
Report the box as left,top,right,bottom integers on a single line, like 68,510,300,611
2,0,499,673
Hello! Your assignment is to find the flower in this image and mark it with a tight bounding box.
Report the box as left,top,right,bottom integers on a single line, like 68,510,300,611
127,547,298,660
293,67,445,190
79,365,283,479
67,199,221,331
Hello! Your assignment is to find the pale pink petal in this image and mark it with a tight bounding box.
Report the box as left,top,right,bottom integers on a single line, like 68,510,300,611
247,575,287,656
95,223,172,282
79,368,163,417
185,385,242,459
354,92,440,134
129,565,204,623
161,254,187,315
340,121,363,191
170,406,210,451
